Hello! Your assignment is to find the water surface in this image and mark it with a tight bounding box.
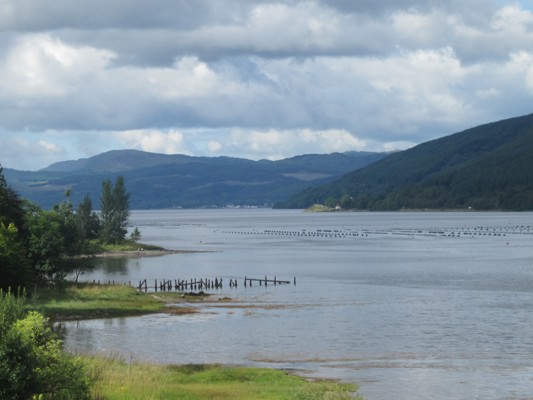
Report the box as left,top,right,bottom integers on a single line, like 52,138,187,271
64,210,533,400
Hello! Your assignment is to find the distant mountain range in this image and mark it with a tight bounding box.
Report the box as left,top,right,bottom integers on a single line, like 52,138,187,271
6,113,533,211
276,113,533,211
4,150,386,209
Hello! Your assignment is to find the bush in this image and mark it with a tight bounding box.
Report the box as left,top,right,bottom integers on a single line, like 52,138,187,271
0,290,90,399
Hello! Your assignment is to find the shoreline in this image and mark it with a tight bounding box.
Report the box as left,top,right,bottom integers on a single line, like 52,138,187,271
76,248,213,259
40,284,362,397
91,248,203,258
83,354,360,399
36,283,216,321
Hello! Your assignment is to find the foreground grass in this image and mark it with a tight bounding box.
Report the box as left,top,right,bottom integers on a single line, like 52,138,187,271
32,283,194,320
32,285,362,398
84,355,360,400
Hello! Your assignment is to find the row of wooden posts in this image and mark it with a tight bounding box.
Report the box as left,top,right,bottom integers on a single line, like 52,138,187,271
133,276,296,292
89,276,296,292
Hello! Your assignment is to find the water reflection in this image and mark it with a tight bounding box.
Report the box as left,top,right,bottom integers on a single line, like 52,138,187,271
99,258,130,275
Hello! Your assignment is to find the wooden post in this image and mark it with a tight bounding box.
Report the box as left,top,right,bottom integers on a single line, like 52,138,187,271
265,276,268,287
294,277,296,285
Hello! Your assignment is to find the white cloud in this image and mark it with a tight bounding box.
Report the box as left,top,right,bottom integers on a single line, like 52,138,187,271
37,139,62,153
0,34,114,99
491,4,533,31
222,128,368,160
207,140,222,153
1,1,533,170
116,130,189,154
380,141,417,153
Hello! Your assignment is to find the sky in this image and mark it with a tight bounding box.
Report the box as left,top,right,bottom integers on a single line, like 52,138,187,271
1,0,533,170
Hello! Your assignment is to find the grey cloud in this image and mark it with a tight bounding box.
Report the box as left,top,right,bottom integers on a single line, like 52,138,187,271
321,0,498,21
54,5,398,66
3,0,525,68
1,0,533,170
0,0,219,31
319,0,434,15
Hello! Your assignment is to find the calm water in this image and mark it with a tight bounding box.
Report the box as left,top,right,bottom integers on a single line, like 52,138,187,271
64,210,533,400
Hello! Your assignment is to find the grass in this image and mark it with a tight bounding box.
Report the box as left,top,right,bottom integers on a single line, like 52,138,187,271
83,355,361,400
305,204,335,212
90,240,165,253
31,283,197,320
32,285,363,398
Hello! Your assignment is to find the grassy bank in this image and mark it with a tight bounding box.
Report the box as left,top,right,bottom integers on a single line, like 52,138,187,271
32,283,199,320
95,241,165,252
33,285,363,398
84,355,360,400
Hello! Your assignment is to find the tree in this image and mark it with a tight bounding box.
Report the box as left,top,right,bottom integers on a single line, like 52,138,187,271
130,227,141,243
0,223,32,291
339,194,353,210
76,194,100,246
99,176,131,244
325,197,338,209
0,164,26,238
0,165,32,290
24,203,67,284
53,189,81,257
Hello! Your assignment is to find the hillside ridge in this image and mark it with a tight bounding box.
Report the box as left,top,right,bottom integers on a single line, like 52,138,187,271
276,113,533,210
5,150,385,209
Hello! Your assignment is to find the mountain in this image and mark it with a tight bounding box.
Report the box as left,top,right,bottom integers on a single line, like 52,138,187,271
276,113,533,211
41,150,196,173
4,150,386,209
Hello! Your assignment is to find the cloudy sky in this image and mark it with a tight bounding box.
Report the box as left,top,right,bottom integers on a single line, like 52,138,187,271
1,0,533,170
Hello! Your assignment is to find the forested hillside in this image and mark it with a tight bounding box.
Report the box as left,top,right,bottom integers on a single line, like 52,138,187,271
5,150,385,209
276,113,533,210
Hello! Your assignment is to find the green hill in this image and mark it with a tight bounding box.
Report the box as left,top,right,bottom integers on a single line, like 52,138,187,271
276,113,533,210
4,151,385,209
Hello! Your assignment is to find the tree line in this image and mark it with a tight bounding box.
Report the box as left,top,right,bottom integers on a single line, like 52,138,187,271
1,164,133,291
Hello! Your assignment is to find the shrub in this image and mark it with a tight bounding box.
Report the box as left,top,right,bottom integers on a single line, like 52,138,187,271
0,291,90,399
